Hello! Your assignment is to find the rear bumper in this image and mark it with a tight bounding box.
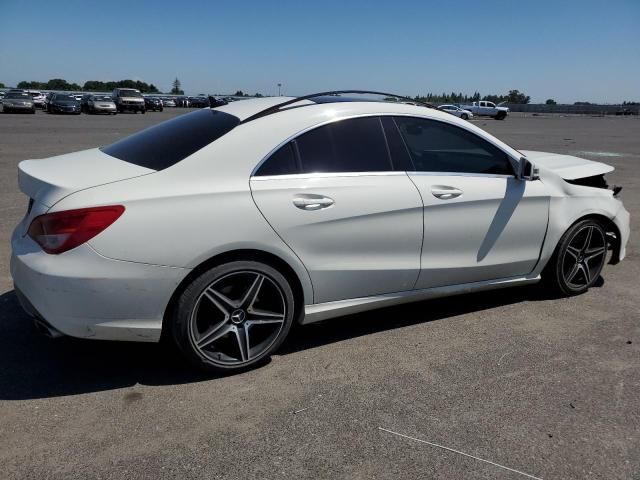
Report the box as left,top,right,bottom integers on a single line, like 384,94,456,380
10,229,190,342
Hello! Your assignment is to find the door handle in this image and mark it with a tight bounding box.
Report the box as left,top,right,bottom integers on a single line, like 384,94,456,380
293,194,335,211
431,186,463,200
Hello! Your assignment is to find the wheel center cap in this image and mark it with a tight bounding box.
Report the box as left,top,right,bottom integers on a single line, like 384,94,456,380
230,309,246,324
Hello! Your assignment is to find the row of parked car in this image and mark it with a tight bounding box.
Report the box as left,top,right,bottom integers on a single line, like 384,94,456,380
0,88,226,114
0,88,509,120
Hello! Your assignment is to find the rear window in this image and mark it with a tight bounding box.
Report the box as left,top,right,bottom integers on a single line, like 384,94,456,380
101,109,240,170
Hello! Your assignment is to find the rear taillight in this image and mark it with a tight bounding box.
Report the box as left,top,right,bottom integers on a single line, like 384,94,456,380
28,205,125,254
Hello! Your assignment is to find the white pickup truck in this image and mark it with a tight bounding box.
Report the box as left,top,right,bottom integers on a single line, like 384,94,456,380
459,101,509,120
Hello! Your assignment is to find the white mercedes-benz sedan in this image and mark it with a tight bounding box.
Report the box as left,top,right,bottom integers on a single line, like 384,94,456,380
11,91,630,372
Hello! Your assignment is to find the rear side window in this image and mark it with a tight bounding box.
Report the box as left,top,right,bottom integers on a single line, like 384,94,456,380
297,117,392,173
101,109,240,170
255,142,298,176
393,117,513,175
254,116,393,176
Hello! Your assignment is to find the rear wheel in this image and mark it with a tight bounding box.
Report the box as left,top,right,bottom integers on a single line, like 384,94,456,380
544,219,608,296
172,261,295,373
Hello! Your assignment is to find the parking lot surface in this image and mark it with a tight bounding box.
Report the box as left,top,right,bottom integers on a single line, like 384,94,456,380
0,110,638,479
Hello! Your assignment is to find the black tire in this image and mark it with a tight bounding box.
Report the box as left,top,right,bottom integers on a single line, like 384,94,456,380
543,219,608,296
141,108,146,114
172,260,296,373
461,113,468,120
30,108,36,114
494,111,507,120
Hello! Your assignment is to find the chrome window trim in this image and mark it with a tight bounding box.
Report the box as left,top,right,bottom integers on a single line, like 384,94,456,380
408,171,514,179
250,171,407,181
250,112,521,178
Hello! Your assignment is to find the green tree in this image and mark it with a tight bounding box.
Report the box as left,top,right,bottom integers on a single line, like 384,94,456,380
506,89,530,104
171,77,184,95
0,82,4,88
234,90,244,96
545,98,557,105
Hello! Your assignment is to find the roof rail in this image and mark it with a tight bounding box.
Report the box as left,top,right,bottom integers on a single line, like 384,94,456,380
240,90,435,124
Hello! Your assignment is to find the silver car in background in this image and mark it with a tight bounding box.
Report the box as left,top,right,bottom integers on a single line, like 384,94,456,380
86,95,117,114
2,91,36,114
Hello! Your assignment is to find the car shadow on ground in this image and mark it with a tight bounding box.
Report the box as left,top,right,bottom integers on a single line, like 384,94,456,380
0,280,602,400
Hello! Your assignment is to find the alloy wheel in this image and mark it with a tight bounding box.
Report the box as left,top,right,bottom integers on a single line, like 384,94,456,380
561,224,607,289
188,270,287,366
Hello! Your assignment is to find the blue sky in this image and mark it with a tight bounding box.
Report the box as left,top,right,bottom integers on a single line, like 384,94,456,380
1,0,638,103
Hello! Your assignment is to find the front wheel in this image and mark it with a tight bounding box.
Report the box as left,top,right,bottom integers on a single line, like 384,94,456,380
544,219,608,296
172,261,296,373
494,111,507,120
461,113,469,120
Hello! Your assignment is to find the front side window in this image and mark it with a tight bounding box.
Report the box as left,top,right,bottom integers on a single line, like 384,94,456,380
255,116,393,176
393,117,513,175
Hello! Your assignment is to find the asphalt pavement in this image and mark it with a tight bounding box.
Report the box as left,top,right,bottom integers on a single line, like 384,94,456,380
0,109,638,479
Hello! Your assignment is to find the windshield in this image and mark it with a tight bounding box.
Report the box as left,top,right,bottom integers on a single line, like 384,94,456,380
6,92,31,99
95,96,112,101
55,94,75,101
119,90,142,98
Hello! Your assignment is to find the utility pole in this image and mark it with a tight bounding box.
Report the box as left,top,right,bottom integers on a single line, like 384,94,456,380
277,83,282,96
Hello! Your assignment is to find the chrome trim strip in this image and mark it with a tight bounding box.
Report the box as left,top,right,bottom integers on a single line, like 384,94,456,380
301,275,540,324
408,171,514,179
251,171,406,181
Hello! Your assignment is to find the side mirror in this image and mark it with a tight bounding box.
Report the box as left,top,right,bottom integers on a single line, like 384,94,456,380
518,157,539,181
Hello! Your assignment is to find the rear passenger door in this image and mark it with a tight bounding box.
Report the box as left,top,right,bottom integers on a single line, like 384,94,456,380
250,116,423,304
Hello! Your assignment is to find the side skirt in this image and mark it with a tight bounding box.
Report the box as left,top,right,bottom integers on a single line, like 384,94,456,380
302,274,541,324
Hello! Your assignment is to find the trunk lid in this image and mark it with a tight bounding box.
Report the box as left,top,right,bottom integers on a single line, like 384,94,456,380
18,148,154,207
521,150,614,180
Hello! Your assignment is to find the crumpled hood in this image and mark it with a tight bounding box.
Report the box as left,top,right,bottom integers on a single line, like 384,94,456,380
521,150,614,180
